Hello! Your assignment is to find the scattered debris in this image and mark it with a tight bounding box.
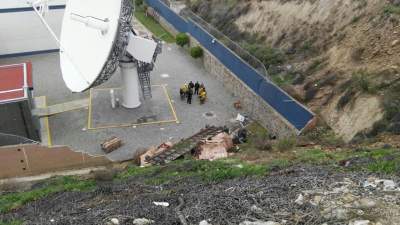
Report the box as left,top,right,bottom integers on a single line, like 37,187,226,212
152,201,169,207
294,194,304,205
199,220,212,225
363,177,399,191
132,218,154,225
195,133,233,161
101,137,123,153
349,220,371,225
140,142,173,166
233,100,242,109
110,218,120,225
236,113,246,123
145,126,224,165
233,128,248,144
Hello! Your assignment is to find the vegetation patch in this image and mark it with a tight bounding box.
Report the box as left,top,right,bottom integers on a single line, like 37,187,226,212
190,46,204,58
242,43,286,69
275,137,297,151
0,220,22,225
306,58,327,74
176,33,190,47
134,7,175,43
0,177,95,213
118,159,267,185
384,4,400,15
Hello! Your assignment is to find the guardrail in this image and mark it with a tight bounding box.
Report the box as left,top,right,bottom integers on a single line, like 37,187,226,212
145,0,314,132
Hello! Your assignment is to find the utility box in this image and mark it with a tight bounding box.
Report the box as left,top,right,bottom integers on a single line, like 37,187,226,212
0,62,40,146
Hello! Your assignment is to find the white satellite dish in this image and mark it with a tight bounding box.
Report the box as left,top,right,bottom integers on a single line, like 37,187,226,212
30,0,161,108
60,0,128,92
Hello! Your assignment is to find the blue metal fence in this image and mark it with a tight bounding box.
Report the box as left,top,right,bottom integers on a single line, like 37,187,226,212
146,0,187,33
145,0,314,131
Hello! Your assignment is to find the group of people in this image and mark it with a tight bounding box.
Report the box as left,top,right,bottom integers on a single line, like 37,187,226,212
180,81,207,104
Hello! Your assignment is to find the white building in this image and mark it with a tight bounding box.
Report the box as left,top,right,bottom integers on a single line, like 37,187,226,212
0,0,65,57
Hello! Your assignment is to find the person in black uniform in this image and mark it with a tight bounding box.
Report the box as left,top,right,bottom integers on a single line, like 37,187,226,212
188,81,195,90
187,88,193,104
194,81,200,95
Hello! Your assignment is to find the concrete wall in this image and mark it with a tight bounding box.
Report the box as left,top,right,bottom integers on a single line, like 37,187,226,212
150,8,299,137
200,45,297,137
0,3,64,57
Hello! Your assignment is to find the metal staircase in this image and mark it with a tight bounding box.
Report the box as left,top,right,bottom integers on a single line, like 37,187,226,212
135,40,162,100
136,62,153,99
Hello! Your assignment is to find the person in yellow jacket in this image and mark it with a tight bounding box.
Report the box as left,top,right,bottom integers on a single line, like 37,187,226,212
180,83,188,100
199,87,207,104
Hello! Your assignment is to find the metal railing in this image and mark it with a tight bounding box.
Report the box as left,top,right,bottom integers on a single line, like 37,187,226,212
180,9,270,80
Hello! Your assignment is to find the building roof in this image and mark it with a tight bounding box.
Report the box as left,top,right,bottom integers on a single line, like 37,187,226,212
0,62,33,104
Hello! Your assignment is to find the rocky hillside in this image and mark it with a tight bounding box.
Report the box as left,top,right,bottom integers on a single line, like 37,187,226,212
187,0,400,142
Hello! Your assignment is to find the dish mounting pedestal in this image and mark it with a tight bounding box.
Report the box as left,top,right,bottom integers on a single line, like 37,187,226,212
120,56,141,109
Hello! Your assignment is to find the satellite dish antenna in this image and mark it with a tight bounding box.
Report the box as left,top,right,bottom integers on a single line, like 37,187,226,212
30,0,162,108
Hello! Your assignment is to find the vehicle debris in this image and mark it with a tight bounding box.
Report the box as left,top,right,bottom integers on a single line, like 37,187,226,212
194,132,233,161
144,126,225,165
140,142,173,166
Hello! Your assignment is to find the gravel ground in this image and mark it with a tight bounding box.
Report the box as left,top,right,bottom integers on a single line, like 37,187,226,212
2,166,399,225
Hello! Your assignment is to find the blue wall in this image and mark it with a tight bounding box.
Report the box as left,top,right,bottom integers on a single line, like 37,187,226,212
146,0,314,131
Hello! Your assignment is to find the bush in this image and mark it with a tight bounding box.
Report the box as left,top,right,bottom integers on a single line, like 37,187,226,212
384,4,400,15
190,46,204,58
134,0,143,6
176,33,190,47
242,43,286,68
275,137,296,151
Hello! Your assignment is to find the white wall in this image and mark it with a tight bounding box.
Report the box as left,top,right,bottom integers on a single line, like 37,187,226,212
0,1,65,57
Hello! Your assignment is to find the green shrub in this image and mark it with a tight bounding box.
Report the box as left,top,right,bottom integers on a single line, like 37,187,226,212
242,43,286,67
176,33,190,47
0,220,22,225
275,137,296,151
384,4,400,15
190,46,204,58
351,71,376,94
134,0,143,6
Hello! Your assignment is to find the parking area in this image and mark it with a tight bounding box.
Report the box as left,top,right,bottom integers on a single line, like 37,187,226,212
0,43,242,161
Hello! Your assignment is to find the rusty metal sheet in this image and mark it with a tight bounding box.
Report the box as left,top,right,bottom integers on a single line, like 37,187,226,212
0,144,111,179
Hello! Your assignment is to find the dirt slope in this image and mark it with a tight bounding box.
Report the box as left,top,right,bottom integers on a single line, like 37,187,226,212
188,0,400,141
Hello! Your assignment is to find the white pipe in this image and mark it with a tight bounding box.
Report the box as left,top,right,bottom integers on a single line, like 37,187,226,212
110,89,116,109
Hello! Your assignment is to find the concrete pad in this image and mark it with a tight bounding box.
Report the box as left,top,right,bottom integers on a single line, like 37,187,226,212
89,85,177,129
